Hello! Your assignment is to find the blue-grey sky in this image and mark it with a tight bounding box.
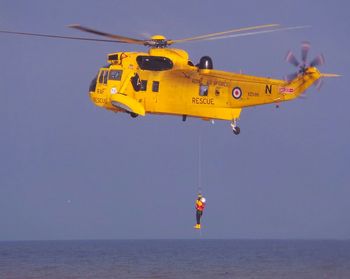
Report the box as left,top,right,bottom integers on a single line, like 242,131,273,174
1,0,349,240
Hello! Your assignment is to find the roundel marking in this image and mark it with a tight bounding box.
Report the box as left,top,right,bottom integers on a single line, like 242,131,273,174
232,87,242,99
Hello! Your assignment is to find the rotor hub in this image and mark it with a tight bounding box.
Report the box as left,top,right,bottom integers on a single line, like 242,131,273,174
150,35,166,41
146,35,169,48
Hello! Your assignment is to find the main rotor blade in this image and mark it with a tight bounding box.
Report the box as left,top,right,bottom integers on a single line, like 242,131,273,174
310,54,325,67
285,51,300,67
0,29,128,43
200,26,310,42
68,24,146,45
174,26,310,42
171,23,279,43
301,41,310,64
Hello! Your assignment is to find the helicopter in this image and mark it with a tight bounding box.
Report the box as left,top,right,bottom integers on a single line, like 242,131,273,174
0,24,339,134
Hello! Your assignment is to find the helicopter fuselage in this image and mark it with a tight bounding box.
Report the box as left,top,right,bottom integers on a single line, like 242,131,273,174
89,48,320,122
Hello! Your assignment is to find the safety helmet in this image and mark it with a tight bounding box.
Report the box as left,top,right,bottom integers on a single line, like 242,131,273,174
198,193,202,198
201,197,206,203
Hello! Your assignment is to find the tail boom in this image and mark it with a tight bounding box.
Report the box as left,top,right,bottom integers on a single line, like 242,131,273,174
281,67,321,100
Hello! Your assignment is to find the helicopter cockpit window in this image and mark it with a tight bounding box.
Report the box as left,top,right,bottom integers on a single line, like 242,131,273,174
103,71,108,84
136,56,173,71
98,71,104,84
89,74,98,92
109,70,123,81
98,70,108,84
199,84,209,96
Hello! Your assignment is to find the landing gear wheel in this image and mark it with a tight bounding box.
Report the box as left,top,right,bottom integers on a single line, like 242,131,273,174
232,126,240,135
130,112,138,118
231,119,240,135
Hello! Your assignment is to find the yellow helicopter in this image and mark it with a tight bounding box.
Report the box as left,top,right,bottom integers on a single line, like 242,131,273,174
0,24,339,134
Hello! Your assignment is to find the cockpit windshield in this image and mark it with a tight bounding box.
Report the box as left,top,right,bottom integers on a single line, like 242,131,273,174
89,75,98,92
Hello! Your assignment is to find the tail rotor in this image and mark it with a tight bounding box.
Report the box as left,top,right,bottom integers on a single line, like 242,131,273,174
285,41,325,85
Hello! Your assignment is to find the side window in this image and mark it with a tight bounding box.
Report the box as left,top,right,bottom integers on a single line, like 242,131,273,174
152,81,160,92
136,56,173,71
140,80,147,91
109,70,123,81
199,84,208,96
215,87,221,96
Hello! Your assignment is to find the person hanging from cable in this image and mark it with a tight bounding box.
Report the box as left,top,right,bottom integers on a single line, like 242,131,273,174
194,193,206,229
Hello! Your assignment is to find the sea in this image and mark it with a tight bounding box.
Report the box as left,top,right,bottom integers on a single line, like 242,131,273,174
1,239,350,279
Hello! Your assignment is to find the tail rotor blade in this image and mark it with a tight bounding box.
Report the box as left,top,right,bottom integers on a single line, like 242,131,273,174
301,41,311,64
314,78,324,91
285,72,298,82
285,51,300,67
310,54,325,67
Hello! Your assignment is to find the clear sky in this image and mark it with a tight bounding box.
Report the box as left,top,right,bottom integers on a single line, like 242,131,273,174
1,0,349,240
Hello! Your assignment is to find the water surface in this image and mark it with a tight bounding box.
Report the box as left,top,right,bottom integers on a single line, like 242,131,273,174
1,239,350,278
